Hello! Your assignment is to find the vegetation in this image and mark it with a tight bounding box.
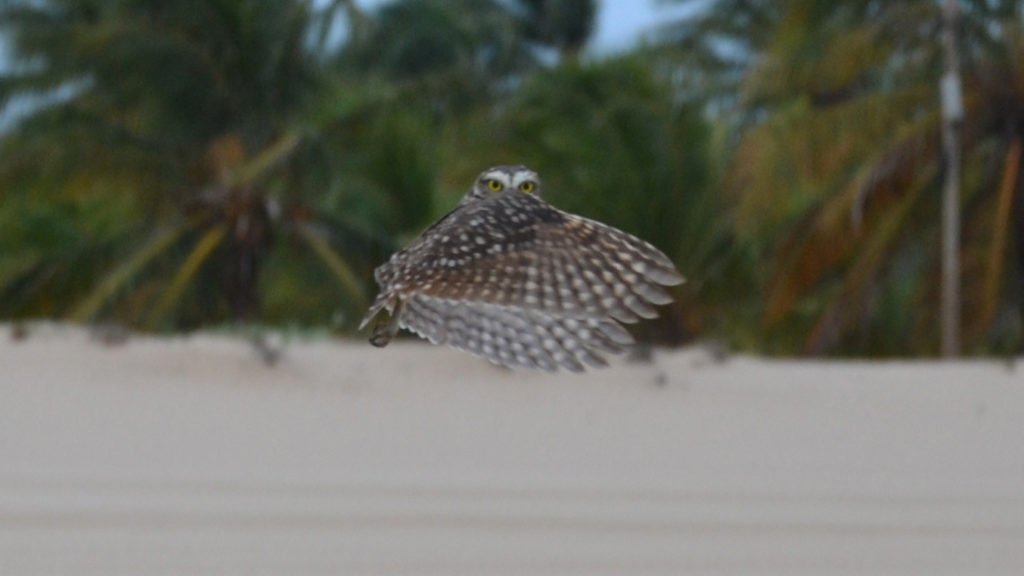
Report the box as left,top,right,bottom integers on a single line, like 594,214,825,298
2,0,1023,356
658,0,1024,355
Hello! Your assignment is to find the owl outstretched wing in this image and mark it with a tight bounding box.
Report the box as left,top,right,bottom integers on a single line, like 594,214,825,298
399,295,635,372
369,191,683,325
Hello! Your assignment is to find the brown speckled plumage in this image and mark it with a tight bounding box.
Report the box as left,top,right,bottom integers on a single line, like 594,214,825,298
360,165,684,371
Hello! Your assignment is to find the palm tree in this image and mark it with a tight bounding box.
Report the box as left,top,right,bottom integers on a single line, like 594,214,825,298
514,0,597,64
0,0,720,350
658,0,1024,355
339,0,538,115
0,0,401,330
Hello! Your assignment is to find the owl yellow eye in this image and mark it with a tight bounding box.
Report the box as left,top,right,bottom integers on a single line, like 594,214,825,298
518,181,535,193
487,179,504,192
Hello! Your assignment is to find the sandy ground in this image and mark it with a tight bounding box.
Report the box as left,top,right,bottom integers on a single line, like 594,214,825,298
1,324,1023,575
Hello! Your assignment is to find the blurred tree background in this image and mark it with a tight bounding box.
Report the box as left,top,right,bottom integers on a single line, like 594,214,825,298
1,0,1022,356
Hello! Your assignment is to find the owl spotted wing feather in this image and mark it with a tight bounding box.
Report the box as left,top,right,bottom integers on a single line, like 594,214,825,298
400,295,634,372
362,185,684,370
370,191,683,323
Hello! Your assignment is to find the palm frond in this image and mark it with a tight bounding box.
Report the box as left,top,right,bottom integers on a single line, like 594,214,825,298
145,224,228,329
69,222,191,323
294,222,366,310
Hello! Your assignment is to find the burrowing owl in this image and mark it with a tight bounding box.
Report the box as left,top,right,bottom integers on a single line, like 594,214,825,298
360,165,684,371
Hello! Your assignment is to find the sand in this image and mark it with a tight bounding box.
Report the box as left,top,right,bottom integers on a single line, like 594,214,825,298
2,324,1023,574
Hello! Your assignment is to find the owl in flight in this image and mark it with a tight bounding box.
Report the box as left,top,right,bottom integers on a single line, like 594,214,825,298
360,165,684,372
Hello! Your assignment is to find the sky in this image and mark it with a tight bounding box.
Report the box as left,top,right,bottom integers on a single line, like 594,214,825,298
352,0,696,55
589,0,696,53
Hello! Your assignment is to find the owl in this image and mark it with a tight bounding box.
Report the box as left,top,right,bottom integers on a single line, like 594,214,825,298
360,165,684,372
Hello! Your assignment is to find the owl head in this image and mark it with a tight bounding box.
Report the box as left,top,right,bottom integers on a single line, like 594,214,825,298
460,165,541,205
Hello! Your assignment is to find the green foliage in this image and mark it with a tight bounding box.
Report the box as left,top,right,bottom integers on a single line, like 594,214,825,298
660,0,1024,355
515,0,597,62
4,0,686,340
0,0,395,329
341,0,537,112
27,0,1024,356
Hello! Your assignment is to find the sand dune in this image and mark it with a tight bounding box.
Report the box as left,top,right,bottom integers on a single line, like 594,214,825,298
2,325,1023,574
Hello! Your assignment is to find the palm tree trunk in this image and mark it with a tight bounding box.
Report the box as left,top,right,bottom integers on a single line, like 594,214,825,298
940,0,963,357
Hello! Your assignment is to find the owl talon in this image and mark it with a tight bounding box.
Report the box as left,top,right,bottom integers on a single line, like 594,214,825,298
369,331,391,347
368,310,400,347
